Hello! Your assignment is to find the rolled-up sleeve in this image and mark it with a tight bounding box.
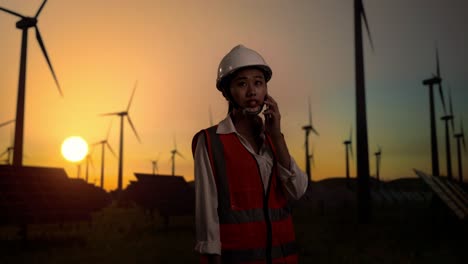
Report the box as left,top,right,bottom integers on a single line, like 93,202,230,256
194,133,221,255
277,156,308,200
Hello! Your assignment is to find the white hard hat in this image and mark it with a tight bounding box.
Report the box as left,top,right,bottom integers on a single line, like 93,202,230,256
216,44,272,91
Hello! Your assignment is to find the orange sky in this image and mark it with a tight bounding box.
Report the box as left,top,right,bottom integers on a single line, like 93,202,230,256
1,0,467,191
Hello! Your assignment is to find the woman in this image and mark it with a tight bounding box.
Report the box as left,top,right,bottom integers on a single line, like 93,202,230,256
192,44,308,264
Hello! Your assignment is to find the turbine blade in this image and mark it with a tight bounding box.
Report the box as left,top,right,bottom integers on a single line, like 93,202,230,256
127,81,138,111
435,44,441,78
100,112,120,116
35,26,63,97
462,120,466,152
360,2,375,52
449,86,455,131
106,142,117,158
435,46,447,115
311,126,319,136
439,83,446,115
0,119,15,128
308,96,312,126
88,155,95,169
350,143,354,160
0,148,8,158
126,115,141,143
176,151,185,160
0,7,25,18
35,0,48,18
449,91,453,117
349,126,353,142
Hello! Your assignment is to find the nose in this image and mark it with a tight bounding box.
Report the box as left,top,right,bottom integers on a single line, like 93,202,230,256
246,82,256,97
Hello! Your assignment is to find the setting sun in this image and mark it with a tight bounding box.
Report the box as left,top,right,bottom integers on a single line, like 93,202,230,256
61,136,89,163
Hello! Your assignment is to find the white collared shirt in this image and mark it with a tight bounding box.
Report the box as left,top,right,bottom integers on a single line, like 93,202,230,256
193,115,308,255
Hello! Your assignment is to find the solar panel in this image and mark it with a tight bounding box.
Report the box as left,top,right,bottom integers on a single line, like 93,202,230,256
0,165,111,225
414,169,468,220
124,173,194,218
377,189,395,204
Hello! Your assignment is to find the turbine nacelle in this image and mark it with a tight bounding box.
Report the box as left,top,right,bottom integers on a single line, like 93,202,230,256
441,115,453,121
422,76,441,86
15,17,37,29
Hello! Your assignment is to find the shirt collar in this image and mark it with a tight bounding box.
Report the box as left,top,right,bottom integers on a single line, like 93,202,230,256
216,114,237,134
216,114,266,140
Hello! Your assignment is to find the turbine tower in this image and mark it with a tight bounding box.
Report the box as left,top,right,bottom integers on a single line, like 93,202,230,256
151,160,159,175
354,0,374,223
422,46,446,177
92,121,116,190
101,81,141,191
0,0,63,167
440,87,454,179
84,152,95,183
374,145,382,181
343,126,353,186
454,119,466,183
170,136,184,176
302,96,318,181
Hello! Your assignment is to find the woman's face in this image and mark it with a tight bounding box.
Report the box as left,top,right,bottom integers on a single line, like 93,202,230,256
229,68,267,114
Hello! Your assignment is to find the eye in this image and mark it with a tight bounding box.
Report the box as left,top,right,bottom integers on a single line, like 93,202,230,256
236,81,247,87
255,80,264,86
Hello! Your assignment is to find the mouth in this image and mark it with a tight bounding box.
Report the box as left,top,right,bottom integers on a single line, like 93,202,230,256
243,103,264,115
247,100,260,107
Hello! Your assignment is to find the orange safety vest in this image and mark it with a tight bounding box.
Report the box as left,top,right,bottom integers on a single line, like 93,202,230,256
193,126,298,264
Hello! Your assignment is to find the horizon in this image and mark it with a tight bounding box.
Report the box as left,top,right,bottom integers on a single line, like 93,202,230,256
1,0,467,191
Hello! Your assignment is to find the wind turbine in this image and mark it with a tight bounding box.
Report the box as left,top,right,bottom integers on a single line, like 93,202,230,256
101,81,141,191
343,126,353,186
0,146,13,165
354,0,374,223
422,46,446,177
92,121,117,190
302,96,319,181
0,0,63,167
454,118,466,183
84,150,95,183
0,119,15,164
170,136,184,176
374,145,382,181
151,160,159,175
151,153,161,175
440,86,455,179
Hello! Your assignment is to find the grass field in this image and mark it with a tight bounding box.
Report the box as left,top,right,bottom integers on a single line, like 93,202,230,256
0,200,466,264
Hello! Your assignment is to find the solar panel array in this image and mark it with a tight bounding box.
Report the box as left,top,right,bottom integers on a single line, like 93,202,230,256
370,188,432,205
123,173,194,218
414,169,468,220
0,165,111,225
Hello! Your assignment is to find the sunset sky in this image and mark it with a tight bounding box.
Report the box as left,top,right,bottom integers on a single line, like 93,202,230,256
1,0,467,191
